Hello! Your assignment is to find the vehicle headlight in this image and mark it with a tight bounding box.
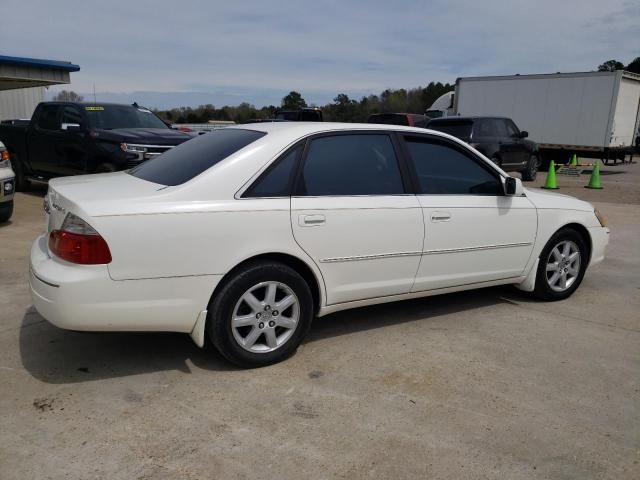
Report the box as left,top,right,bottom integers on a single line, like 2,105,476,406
120,143,147,153
594,209,606,227
0,148,9,168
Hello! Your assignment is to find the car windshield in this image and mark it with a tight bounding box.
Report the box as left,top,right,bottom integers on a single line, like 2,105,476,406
84,105,168,130
128,128,266,186
427,120,473,139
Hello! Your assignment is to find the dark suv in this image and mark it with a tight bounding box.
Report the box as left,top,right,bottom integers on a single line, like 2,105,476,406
368,113,430,128
426,116,540,181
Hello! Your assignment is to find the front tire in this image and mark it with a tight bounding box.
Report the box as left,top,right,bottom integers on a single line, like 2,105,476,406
521,154,539,181
10,154,29,192
207,261,313,368
533,228,588,301
0,200,13,223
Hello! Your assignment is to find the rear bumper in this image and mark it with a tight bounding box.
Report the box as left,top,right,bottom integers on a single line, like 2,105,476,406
29,234,221,333
588,226,609,267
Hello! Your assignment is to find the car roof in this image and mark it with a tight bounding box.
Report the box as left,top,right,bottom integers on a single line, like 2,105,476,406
429,116,510,122
227,121,446,136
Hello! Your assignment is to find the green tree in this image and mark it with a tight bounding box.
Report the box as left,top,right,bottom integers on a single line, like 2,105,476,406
598,60,624,72
281,91,307,109
52,90,84,102
626,57,640,74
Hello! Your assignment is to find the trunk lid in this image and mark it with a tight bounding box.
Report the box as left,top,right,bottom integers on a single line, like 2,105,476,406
45,172,163,232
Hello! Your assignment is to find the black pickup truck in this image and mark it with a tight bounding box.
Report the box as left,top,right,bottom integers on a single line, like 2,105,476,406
0,102,193,190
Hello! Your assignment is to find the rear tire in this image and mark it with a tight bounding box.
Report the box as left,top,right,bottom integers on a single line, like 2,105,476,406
0,200,13,223
521,154,539,181
532,228,588,301
207,261,313,368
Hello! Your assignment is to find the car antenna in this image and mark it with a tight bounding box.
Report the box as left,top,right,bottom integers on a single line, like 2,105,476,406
132,102,139,108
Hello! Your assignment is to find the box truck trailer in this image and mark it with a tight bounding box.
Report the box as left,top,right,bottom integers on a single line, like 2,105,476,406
451,71,640,165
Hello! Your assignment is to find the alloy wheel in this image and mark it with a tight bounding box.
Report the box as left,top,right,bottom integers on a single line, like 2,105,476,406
545,240,581,292
231,281,300,353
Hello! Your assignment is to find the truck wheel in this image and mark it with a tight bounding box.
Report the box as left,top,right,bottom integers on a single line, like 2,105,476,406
521,155,539,181
0,200,13,223
10,154,29,192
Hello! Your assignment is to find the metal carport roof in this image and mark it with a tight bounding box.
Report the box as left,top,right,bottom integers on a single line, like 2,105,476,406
0,55,80,91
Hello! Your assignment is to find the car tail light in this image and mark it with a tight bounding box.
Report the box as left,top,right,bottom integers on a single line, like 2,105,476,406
49,213,112,264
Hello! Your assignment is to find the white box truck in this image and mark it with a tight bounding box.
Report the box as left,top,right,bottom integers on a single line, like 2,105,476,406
452,71,640,165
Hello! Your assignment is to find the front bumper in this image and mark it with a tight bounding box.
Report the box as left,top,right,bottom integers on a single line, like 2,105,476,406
588,226,610,267
0,169,15,202
29,234,221,333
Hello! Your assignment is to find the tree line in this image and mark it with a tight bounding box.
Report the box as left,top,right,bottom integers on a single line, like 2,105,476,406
51,55,638,123
153,82,455,124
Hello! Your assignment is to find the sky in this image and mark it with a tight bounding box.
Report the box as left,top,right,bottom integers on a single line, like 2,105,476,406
1,0,637,109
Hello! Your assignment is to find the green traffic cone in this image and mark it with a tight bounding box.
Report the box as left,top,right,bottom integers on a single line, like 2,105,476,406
585,161,603,189
570,153,578,166
542,160,559,189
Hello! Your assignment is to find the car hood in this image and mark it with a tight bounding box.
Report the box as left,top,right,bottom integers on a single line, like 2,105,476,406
96,128,192,145
524,187,594,212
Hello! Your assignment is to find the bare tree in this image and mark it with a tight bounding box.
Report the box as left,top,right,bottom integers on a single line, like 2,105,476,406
52,90,84,102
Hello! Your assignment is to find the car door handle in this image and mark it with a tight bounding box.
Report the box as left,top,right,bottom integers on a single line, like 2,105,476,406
300,214,326,226
430,211,451,222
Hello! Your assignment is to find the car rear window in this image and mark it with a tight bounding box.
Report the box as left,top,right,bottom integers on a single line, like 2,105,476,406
129,128,266,186
427,120,473,139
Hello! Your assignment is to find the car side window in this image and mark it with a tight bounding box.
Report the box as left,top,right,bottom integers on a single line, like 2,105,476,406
60,106,84,127
505,120,519,137
297,134,405,196
492,119,509,138
404,137,502,195
244,146,301,197
36,105,60,130
474,120,494,138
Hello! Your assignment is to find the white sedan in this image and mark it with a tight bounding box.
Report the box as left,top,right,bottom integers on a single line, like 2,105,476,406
30,123,609,367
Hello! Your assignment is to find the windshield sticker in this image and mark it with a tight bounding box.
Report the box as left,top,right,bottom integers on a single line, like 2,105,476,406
85,106,104,111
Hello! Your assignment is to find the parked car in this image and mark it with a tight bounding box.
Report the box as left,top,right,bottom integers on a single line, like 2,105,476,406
427,116,541,181
31,123,609,368
274,108,323,121
368,113,430,128
0,102,193,190
0,141,15,222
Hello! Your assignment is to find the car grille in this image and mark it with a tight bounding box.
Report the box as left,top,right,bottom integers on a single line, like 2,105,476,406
126,144,175,168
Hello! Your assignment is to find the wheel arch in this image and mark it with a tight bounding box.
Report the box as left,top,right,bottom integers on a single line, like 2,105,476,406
517,221,593,293
209,252,325,316
560,222,592,262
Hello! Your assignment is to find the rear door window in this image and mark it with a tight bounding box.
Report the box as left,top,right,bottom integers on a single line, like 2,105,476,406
129,129,266,186
427,120,473,140
36,105,60,130
296,134,405,196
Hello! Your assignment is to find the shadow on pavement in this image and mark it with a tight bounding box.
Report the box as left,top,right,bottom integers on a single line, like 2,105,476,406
20,285,520,384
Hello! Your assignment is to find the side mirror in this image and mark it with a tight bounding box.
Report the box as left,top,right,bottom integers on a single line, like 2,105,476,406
519,130,529,138
61,123,82,132
504,176,523,196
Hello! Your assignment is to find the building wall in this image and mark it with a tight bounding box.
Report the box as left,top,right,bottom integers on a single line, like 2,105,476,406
0,87,45,121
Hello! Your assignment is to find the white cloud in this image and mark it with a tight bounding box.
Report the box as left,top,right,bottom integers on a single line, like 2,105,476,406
1,0,636,107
